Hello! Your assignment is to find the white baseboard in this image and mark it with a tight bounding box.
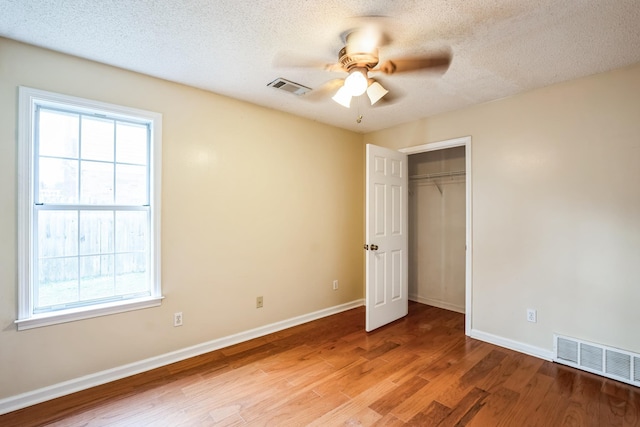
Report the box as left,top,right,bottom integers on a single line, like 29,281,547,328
0,299,365,416
470,329,554,361
409,295,465,314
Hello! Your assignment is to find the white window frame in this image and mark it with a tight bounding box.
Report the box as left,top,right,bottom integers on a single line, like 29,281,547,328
16,86,163,330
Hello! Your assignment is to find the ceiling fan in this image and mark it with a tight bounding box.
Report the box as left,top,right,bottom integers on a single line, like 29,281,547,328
294,23,452,108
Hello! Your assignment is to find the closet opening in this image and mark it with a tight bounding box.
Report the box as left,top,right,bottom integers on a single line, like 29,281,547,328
407,144,468,324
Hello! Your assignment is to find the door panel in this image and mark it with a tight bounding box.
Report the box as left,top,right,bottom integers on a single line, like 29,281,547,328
366,144,408,332
391,250,402,300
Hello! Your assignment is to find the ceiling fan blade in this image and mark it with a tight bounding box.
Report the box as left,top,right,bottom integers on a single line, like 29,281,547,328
273,52,347,73
377,52,452,75
302,78,345,101
342,15,393,47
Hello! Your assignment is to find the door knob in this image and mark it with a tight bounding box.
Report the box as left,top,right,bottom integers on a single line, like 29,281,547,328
370,244,379,251
363,244,369,250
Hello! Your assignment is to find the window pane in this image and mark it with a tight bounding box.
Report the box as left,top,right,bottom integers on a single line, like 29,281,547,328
81,116,114,161
19,87,161,325
37,257,79,308
38,210,78,258
38,157,78,204
115,211,148,252
80,160,114,204
39,109,79,159
115,164,147,205
80,255,115,300
116,253,148,295
116,122,147,165
79,211,114,255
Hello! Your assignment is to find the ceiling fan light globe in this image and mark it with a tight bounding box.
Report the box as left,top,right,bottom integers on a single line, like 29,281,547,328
344,69,368,96
332,86,352,108
367,81,388,105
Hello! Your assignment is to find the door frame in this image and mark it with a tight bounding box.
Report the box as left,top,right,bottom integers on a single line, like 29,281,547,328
399,136,472,335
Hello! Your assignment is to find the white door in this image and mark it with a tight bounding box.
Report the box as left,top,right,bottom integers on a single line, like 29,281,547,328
365,144,408,332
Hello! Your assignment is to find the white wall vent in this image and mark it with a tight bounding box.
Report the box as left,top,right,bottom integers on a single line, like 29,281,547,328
580,342,603,371
554,334,640,388
267,78,311,96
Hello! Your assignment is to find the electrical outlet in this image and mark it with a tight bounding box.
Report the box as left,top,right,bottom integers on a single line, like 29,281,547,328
333,280,339,290
526,309,537,323
256,296,263,308
174,312,183,327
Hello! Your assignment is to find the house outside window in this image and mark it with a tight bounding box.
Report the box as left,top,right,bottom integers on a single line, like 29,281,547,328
16,87,163,330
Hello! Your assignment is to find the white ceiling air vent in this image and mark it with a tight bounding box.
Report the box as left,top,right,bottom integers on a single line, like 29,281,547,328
554,334,640,388
267,78,311,96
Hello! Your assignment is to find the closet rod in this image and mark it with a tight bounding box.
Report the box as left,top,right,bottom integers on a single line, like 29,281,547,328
409,170,466,181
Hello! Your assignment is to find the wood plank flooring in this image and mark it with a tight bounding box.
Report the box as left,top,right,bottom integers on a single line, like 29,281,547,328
2,302,639,426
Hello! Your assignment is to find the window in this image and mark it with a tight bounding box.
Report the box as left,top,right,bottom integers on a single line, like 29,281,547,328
17,87,162,330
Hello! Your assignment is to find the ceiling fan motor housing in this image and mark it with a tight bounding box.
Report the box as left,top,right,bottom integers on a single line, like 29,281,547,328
338,45,379,70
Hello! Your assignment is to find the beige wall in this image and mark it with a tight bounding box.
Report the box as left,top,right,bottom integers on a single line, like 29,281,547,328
0,38,364,399
367,63,640,354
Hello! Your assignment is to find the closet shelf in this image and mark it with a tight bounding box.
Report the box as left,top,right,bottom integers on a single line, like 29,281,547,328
409,170,466,181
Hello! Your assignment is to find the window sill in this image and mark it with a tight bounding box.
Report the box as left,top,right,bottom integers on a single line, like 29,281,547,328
15,296,165,331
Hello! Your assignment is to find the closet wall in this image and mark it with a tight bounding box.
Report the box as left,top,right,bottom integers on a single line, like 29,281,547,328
408,146,466,313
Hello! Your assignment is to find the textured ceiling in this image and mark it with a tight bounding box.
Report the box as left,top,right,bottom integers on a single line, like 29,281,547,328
2,1,640,133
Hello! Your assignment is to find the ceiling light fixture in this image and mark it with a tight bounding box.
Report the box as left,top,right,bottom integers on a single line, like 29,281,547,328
332,67,388,109
332,86,353,108
366,81,388,105
344,68,368,96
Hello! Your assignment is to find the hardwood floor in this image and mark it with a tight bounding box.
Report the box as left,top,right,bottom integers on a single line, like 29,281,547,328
2,302,639,426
